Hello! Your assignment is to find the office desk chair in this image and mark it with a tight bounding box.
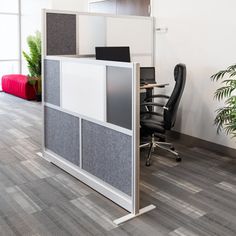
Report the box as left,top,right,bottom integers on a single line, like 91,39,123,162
140,64,186,166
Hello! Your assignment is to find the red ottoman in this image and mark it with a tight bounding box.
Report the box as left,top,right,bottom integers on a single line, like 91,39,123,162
1,74,36,100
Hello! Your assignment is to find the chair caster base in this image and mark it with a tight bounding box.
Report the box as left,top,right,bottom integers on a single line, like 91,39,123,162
176,156,181,162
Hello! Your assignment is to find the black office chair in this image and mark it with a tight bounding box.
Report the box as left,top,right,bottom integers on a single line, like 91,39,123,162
140,63,186,166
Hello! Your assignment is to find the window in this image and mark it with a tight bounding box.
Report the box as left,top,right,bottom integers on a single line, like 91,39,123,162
0,0,20,90
0,0,19,13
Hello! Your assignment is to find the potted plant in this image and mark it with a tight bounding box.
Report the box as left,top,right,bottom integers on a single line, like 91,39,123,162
211,64,236,138
23,31,42,101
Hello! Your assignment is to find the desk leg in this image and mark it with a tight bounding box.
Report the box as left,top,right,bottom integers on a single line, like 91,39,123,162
146,88,153,100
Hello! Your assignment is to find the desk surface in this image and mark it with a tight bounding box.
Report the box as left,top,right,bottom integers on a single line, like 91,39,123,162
140,83,169,89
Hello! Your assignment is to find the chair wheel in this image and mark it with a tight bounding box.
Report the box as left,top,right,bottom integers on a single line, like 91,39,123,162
176,156,181,162
146,160,151,166
170,146,175,151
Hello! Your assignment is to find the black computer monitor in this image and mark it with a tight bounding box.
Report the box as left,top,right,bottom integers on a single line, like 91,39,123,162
140,67,156,85
95,47,131,62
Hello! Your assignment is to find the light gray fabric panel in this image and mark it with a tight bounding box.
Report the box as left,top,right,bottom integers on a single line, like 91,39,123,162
45,107,80,166
46,13,76,55
82,120,132,196
107,66,132,130
44,60,60,106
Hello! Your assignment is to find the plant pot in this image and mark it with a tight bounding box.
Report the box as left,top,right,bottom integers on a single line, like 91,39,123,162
36,94,42,102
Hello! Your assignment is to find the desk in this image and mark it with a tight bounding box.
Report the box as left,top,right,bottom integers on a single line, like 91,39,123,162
140,83,169,90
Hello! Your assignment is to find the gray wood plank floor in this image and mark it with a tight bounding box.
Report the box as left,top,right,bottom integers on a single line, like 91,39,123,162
0,92,236,236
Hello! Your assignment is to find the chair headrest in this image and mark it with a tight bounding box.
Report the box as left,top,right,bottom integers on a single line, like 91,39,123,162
174,64,186,81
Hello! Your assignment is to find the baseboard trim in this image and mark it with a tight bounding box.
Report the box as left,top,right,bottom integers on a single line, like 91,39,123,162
169,131,236,158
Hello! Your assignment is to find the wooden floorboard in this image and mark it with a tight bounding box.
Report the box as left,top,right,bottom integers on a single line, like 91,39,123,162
0,93,235,236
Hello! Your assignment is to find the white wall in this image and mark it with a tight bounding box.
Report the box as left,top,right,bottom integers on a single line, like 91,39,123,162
50,0,88,12
21,0,52,74
151,0,236,149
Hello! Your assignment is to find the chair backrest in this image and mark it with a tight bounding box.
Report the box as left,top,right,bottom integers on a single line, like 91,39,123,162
164,63,186,130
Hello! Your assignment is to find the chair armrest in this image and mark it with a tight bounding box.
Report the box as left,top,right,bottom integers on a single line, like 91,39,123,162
151,94,169,99
145,94,169,102
141,102,164,107
141,102,169,110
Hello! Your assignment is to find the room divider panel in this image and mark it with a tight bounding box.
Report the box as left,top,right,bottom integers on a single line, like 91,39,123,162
42,10,155,224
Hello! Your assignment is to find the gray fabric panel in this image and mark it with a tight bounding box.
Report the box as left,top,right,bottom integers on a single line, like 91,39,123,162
46,13,76,55
45,107,80,166
44,60,60,106
107,66,132,130
82,120,132,196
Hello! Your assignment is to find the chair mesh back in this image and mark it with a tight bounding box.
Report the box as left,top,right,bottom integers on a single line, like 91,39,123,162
164,64,186,130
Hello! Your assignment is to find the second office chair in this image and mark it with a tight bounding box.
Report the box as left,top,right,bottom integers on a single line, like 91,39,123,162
140,63,186,166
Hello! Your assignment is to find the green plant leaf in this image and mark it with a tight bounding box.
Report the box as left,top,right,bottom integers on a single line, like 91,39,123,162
211,64,236,138
22,31,41,95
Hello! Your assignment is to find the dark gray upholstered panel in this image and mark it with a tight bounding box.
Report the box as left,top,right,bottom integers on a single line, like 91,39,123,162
82,120,132,196
44,60,60,106
45,107,80,166
46,13,76,55
107,66,132,130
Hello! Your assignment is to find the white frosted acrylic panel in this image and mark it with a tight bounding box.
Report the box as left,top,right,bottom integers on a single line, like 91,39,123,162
78,15,106,55
131,55,153,67
61,61,106,122
106,17,152,54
